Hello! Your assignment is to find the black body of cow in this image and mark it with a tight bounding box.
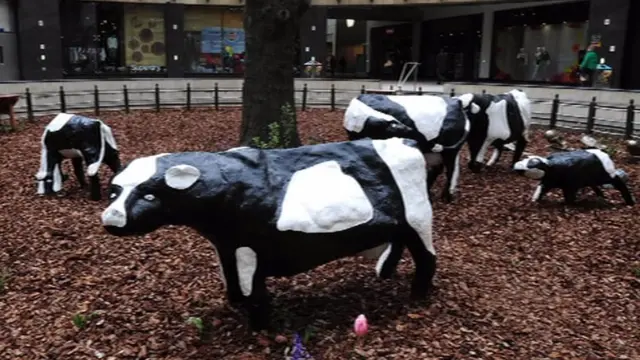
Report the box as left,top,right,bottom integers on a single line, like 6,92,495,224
100,138,437,331
36,114,121,200
465,90,530,173
513,150,635,205
344,94,469,203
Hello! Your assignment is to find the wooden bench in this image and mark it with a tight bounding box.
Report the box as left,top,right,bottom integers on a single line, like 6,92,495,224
0,94,20,131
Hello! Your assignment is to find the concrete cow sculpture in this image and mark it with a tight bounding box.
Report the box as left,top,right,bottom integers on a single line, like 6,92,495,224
35,113,121,200
513,149,635,205
100,137,437,330
461,89,532,172
343,93,477,202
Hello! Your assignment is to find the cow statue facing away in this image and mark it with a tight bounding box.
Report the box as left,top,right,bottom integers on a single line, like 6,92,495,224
343,93,479,202
35,113,121,200
461,89,532,172
513,149,635,205
100,137,437,330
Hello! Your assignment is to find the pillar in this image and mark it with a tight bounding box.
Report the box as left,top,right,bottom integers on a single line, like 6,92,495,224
479,10,494,79
16,0,63,80
587,0,630,88
411,20,421,62
164,3,184,78
299,7,327,66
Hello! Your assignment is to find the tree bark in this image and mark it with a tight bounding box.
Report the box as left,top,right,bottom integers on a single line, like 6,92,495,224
240,0,310,148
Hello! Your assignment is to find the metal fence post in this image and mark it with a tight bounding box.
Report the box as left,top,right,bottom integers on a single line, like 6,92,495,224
214,83,219,111
449,88,455,97
481,89,486,94
59,86,66,113
360,85,365,95
586,97,596,134
418,87,423,95
155,84,160,112
302,83,308,111
549,94,559,129
94,85,100,116
330,84,335,111
25,88,33,121
186,83,191,111
625,99,635,139
123,85,129,114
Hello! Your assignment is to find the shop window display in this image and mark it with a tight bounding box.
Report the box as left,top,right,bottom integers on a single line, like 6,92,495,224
183,7,245,74
491,3,589,84
123,4,167,73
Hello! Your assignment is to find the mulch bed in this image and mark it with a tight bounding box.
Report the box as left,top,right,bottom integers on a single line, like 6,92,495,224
0,108,638,360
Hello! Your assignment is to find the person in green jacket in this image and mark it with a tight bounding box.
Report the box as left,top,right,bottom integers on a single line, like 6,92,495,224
579,44,598,86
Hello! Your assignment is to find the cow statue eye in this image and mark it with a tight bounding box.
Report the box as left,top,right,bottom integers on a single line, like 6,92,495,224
144,194,156,201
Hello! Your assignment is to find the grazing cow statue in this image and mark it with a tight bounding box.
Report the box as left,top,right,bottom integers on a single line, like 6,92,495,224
513,149,635,205
343,93,479,202
461,89,532,172
35,113,121,200
100,138,437,330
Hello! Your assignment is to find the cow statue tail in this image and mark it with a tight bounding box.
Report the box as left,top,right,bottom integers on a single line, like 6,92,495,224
35,132,49,194
87,121,108,176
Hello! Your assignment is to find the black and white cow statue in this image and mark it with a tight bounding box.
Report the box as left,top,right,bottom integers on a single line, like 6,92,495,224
35,113,121,201
343,93,479,202
100,137,436,330
513,149,635,205
460,89,532,172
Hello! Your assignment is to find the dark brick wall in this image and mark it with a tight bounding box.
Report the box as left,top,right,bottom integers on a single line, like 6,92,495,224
299,7,327,66
164,3,184,78
587,0,630,88
16,0,63,80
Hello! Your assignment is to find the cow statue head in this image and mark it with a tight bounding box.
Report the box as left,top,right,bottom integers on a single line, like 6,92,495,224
513,155,548,179
101,153,213,236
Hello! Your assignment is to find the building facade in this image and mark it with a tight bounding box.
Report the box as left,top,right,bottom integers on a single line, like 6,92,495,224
4,0,640,89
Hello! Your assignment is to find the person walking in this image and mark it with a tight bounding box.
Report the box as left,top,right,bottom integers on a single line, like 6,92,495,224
579,44,598,87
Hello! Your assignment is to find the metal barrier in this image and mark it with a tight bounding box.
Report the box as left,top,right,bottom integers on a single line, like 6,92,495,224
5,84,639,139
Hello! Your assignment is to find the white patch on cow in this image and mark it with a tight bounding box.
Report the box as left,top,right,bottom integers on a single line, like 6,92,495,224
513,156,548,180
456,94,481,115
532,185,543,202
372,138,435,255
375,244,392,277
358,243,387,260
486,148,500,166
585,149,616,178
226,146,250,152
387,95,447,141
449,153,461,194
485,99,511,140
344,98,397,133
164,164,201,190
431,144,443,153
101,153,170,227
52,163,63,192
46,113,74,132
277,160,374,233
475,138,493,164
235,247,257,297
101,122,118,150
508,89,532,129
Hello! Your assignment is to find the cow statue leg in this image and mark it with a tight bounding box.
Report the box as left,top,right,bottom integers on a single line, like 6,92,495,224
511,135,528,168
532,183,550,202
233,247,270,330
486,140,504,167
403,228,437,299
561,187,578,205
591,186,605,199
426,160,444,201
71,157,87,189
375,242,405,279
440,149,461,203
610,176,636,205
37,150,64,195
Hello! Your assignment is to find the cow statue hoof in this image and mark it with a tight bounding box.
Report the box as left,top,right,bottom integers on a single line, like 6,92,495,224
468,161,483,173
441,191,454,203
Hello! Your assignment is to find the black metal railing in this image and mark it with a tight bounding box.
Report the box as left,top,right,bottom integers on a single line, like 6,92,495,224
7,83,640,139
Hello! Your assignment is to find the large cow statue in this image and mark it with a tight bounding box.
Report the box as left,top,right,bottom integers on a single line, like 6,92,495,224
343,93,479,202
461,89,532,172
35,113,121,200
513,149,635,205
100,137,437,330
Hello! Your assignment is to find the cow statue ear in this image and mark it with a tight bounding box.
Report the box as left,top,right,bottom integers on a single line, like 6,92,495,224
164,164,201,190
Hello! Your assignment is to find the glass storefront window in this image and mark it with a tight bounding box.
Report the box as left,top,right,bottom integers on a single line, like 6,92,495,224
123,4,167,73
183,6,245,74
491,2,589,85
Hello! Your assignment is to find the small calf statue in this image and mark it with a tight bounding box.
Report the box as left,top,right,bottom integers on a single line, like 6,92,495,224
461,89,532,172
343,93,478,202
513,149,635,205
100,137,437,330
35,113,121,200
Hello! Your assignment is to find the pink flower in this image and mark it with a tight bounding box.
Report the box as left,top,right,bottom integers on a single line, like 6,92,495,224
353,314,368,337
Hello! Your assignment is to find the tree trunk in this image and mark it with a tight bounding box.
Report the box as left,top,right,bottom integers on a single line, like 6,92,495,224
240,0,310,148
